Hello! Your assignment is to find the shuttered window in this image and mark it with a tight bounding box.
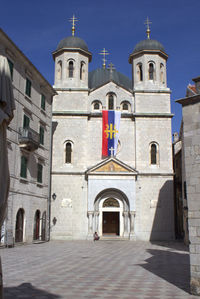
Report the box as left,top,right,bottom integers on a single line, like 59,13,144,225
23,114,30,129
25,78,31,97
37,163,43,183
20,156,28,178
8,59,14,80
39,126,44,145
41,94,46,111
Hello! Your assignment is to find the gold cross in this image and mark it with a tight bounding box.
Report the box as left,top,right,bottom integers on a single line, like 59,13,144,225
99,48,109,69
104,124,118,139
144,17,152,39
69,14,78,36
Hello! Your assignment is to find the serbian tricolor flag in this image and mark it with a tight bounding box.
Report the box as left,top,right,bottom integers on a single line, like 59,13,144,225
102,110,121,157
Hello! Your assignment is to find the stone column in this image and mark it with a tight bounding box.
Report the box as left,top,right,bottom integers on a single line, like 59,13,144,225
94,211,99,233
87,211,94,240
129,211,136,240
123,211,129,238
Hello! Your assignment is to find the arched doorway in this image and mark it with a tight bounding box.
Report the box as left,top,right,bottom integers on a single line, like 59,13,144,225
94,189,130,238
33,210,40,240
41,211,46,241
15,208,24,243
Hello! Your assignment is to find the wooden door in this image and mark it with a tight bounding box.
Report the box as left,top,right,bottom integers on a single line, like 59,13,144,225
103,212,119,235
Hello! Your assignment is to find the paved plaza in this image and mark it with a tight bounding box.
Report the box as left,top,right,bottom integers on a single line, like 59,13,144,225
0,240,197,299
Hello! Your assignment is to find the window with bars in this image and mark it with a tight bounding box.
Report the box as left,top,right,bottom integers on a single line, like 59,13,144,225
108,94,114,110
25,78,31,97
41,94,46,111
20,156,28,178
8,59,14,80
68,61,74,78
39,126,44,145
37,163,43,183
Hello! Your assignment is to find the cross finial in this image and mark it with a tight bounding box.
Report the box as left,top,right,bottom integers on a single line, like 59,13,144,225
109,147,115,157
69,14,78,36
108,63,115,73
99,48,109,69
144,17,152,39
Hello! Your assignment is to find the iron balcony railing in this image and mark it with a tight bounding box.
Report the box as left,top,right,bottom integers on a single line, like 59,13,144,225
18,127,40,151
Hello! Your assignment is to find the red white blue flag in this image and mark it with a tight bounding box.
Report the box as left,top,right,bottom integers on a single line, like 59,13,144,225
102,110,121,157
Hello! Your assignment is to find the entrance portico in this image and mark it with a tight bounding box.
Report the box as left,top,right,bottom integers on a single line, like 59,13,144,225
86,157,137,240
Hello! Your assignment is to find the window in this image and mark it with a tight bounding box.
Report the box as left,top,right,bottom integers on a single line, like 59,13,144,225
160,63,164,84
65,142,72,163
23,114,30,129
37,163,43,183
8,59,13,80
25,78,31,97
80,61,84,80
41,94,46,111
137,63,143,82
20,156,28,178
149,63,154,80
68,61,74,78
108,94,114,110
150,143,157,165
57,60,62,80
122,102,128,111
39,126,44,145
94,102,100,110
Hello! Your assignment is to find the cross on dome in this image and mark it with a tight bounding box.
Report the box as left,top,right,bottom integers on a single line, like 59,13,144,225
144,17,152,39
69,14,78,36
108,63,115,73
99,48,110,69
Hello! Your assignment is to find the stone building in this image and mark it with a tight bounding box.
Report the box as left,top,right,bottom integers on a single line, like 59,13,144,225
51,25,174,241
177,77,200,295
0,29,55,245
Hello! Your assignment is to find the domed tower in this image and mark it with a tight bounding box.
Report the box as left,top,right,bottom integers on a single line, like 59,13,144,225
52,18,92,89
129,21,168,91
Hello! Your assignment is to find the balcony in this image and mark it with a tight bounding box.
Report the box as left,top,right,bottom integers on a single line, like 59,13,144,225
18,127,40,151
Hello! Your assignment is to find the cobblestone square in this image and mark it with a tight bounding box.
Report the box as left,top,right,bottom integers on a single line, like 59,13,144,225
0,240,196,299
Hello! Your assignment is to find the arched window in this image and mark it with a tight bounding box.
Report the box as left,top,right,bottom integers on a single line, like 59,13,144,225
65,142,72,163
149,63,154,80
33,210,40,240
15,208,24,243
80,61,85,80
94,102,100,110
68,61,74,78
150,143,158,165
160,63,164,84
108,94,114,110
137,63,143,81
57,60,62,80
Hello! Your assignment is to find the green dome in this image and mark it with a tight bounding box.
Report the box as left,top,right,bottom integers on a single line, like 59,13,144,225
56,36,89,51
133,39,165,53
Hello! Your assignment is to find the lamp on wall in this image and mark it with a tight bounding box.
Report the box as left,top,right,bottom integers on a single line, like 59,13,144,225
52,217,57,225
52,193,56,200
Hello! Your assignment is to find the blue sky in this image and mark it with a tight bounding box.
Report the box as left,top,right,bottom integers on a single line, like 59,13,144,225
1,0,200,135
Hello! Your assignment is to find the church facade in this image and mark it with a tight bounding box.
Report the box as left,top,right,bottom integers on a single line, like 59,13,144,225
51,29,174,241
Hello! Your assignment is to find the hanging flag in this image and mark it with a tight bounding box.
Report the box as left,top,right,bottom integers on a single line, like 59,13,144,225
102,110,121,157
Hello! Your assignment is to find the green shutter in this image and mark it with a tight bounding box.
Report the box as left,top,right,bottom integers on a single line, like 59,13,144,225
20,156,27,178
23,115,30,129
25,79,31,97
8,59,13,80
37,163,43,183
41,94,46,111
39,126,44,145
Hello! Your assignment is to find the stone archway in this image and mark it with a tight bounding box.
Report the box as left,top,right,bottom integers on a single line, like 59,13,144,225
92,189,131,238
15,208,25,243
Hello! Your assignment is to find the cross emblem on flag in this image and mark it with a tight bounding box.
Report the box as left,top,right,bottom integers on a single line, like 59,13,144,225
102,110,121,157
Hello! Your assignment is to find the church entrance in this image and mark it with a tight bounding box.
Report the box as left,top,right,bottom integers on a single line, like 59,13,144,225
103,212,119,235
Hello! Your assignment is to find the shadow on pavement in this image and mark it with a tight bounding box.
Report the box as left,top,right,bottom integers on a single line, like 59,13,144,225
4,282,61,299
150,240,189,252
140,249,190,294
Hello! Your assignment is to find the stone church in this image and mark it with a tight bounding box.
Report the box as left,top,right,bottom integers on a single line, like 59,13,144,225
51,22,174,241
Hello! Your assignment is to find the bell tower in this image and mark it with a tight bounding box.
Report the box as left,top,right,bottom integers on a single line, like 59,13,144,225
52,15,92,90
129,18,168,92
